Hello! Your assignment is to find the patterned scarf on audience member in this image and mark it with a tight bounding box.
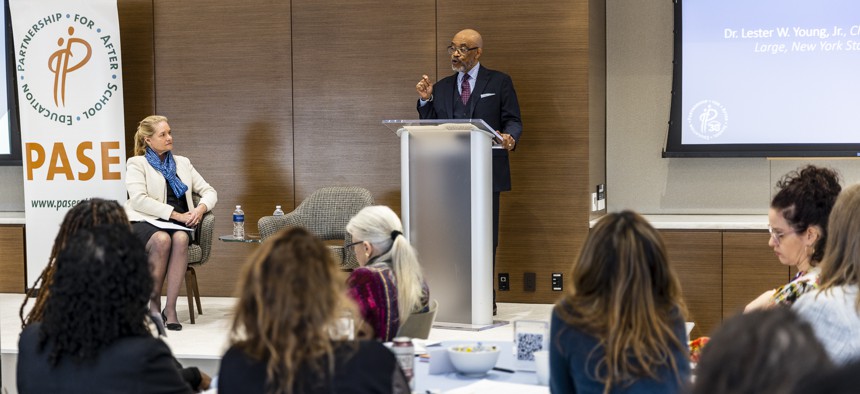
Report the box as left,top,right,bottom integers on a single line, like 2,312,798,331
145,147,188,198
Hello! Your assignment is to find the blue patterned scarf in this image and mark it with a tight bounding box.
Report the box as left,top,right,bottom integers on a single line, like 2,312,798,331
145,147,188,198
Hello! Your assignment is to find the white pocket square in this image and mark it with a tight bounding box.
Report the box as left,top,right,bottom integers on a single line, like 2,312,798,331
480,93,496,98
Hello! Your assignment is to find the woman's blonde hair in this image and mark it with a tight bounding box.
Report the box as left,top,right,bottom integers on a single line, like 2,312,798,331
817,183,860,311
346,205,425,323
554,210,687,394
229,227,357,394
132,115,168,156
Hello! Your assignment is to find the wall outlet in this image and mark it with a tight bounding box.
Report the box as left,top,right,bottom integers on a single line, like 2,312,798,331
498,273,510,291
524,272,536,292
552,273,563,291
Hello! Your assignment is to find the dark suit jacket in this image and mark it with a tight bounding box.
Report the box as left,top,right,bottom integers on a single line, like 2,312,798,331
417,66,523,192
17,323,193,394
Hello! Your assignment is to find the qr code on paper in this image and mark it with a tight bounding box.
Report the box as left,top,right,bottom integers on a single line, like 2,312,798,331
516,332,544,361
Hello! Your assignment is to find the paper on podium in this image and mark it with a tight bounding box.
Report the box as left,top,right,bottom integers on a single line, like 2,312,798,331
145,218,193,232
382,119,504,147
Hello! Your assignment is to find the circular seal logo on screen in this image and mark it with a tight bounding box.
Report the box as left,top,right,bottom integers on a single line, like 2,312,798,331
687,100,729,141
16,13,122,127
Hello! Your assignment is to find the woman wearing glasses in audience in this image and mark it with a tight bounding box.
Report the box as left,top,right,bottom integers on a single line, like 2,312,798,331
793,183,860,365
745,165,841,311
550,211,690,393
345,205,429,341
125,115,217,331
218,227,409,393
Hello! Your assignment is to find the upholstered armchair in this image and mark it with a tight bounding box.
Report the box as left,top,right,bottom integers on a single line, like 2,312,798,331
396,299,439,340
258,186,374,270
185,194,214,324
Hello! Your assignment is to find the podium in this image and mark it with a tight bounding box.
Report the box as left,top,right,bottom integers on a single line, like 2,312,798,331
383,119,501,326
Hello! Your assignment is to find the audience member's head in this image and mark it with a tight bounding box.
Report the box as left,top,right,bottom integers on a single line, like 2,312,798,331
769,165,841,266
20,198,130,327
346,205,425,320
39,224,153,365
556,210,686,392
817,183,860,294
229,227,356,392
792,359,860,394
692,307,832,394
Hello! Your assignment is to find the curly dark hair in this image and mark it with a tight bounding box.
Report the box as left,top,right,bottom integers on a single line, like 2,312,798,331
771,165,841,263
692,307,832,394
20,198,130,328
38,224,152,366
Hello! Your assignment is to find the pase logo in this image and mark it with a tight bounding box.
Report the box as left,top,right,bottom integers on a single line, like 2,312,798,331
50,26,92,107
687,100,729,141
16,13,121,126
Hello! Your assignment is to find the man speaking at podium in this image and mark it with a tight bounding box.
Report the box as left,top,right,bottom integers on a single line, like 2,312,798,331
415,28,523,315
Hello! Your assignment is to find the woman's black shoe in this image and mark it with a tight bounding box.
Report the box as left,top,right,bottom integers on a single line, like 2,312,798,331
162,309,183,331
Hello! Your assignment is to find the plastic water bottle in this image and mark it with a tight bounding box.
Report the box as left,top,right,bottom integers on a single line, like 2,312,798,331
273,205,285,216
232,205,245,240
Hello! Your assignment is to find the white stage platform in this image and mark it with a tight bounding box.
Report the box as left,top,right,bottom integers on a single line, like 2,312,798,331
1,293,553,393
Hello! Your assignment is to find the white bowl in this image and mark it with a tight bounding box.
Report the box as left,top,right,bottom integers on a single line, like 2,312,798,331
447,344,501,376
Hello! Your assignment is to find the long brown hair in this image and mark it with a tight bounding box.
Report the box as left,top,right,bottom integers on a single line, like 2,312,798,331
229,227,358,394
19,198,130,328
554,210,687,393
817,183,860,311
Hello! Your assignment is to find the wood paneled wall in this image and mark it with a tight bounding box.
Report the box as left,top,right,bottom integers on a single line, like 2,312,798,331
116,0,596,299
150,0,295,296
291,0,434,206
662,231,723,338
723,231,790,317
0,226,25,293
661,230,787,336
117,0,155,152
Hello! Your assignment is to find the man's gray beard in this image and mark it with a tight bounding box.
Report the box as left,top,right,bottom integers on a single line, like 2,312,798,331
451,64,465,73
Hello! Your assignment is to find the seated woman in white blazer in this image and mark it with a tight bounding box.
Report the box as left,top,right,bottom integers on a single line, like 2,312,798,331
125,115,217,331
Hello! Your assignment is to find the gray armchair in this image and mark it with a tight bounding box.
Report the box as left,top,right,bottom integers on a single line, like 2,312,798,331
396,299,439,340
258,186,374,269
185,194,214,324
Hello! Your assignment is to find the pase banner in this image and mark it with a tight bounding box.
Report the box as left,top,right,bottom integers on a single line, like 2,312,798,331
10,0,126,287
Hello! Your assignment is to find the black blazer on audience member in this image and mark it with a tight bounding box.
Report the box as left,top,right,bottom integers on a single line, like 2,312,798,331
218,340,406,394
16,323,193,394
